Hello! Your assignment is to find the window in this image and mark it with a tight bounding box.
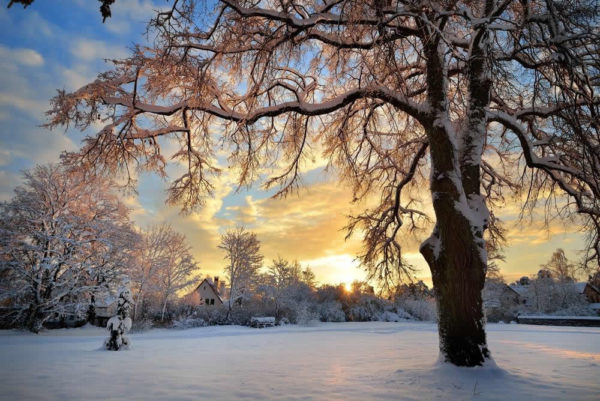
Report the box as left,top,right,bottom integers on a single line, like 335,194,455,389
205,298,209,304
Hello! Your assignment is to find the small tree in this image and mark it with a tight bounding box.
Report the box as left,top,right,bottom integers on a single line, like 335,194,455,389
219,227,263,320
262,257,315,322
541,249,577,282
155,226,199,321
104,284,133,351
128,224,199,321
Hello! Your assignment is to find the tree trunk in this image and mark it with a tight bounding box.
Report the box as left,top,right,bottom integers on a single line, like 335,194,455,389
421,224,489,366
420,123,490,366
134,291,144,321
25,304,42,333
160,298,168,322
87,293,97,324
226,295,233,322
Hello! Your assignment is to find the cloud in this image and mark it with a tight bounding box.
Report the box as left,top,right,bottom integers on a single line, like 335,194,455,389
70,38,129,62
0,45,44,67
0,8,55,39
241,181,362,256
0,92,48,116
0,46,52,118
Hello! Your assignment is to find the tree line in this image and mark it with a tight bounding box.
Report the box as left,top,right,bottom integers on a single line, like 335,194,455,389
0,163,199,332
0,163,438,332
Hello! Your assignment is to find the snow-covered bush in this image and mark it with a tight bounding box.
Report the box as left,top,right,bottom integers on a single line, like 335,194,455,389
294,302,320,326
347,294,387,321
131,318,154,332
396,297,437,322
189,304,231,326
381,308,413,322
104,286,132,351
380,311,401,322
317,301,346,322
173,317,207,329
520,278,589,315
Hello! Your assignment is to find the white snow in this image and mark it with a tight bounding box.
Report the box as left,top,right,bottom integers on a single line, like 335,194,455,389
0,322,598,401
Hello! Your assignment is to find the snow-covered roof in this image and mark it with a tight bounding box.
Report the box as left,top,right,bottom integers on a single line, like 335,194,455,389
95,295,117,308
572,282,600,294
574,282,587,294
508,284,528,297
194,278,224,303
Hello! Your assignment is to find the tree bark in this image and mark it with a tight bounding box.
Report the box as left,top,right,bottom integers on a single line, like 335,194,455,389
421,223,489,366
25,304,42,333
420,124,490,366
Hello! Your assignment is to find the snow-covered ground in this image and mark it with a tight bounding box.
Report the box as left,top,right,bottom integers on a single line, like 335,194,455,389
0,322,598,401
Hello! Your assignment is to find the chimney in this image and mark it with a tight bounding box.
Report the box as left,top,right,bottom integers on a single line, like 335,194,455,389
214,276,219,293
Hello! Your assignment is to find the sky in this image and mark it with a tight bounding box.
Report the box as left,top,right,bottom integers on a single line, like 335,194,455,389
0,0,588,289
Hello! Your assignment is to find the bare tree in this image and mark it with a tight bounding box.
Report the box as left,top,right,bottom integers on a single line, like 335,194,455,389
155,225,199,321
129,223,199,321
540,248,577,282
0,164,135,332
219,227,263,320
129,226,163,321
46,0,600,366
261,257,314,319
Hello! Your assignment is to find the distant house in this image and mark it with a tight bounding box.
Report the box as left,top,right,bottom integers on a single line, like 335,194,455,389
575,282,600,303
185,277,225,306
483,280,522,309
93,295,117,327
508,284,530,305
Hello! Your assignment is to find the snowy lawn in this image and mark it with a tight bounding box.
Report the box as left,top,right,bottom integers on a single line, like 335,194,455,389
0,321,598,401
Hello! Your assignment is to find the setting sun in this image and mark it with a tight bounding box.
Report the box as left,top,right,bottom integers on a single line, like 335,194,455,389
344,282,352,292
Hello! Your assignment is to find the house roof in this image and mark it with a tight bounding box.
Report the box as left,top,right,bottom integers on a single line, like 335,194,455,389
580,282,600,295
508,284,529,297
574,282,587,294
194,278,224,304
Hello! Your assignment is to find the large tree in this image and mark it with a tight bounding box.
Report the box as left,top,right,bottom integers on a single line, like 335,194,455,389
46,0,599,365
0,164,135,332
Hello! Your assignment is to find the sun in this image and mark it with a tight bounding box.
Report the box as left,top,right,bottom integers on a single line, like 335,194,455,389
344,282,352,292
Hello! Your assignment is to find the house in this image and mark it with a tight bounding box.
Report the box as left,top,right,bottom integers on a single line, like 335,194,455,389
483,280,522,309
93,295,117,327
483,280,522,322
575,282,600,303
185,277,225,306
508,284,530,305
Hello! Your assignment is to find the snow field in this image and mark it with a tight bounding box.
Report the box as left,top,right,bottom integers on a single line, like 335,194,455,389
0,322,598,401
